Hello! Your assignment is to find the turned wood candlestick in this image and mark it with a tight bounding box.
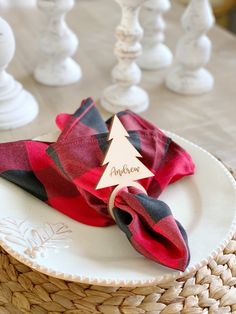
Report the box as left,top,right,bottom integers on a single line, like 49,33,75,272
101,0,149,114
166,0,215,95
0,17,38,130
34,0,82,86
138,0,172,70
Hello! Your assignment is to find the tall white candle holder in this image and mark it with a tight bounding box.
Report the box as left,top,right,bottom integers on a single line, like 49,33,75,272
0,18,38,130
101,0,149,114
138,0,173,70
166,0,215,95
34,0,82,86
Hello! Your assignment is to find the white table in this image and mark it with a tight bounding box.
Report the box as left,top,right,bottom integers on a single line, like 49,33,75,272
1,0,236,169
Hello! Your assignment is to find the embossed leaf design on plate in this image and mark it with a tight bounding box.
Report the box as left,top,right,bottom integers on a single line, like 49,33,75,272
0,217,72,258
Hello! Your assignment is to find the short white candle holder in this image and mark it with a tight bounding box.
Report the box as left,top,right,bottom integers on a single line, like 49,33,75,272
0,17,38,130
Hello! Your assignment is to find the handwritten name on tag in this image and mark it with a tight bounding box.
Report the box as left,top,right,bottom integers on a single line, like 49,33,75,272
110,165,140,177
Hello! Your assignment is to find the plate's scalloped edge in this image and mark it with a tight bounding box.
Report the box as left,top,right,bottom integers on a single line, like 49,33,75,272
0,131,236,287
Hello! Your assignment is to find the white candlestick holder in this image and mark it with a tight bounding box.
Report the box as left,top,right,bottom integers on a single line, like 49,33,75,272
101,0,149,114
34,0,82,86
0,17,38,130
166,0,215,95
138,0,173,70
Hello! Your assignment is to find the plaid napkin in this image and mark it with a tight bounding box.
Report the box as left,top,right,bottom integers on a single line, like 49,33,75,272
0,98,195,271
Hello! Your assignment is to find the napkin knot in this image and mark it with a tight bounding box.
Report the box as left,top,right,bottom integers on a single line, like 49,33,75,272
109,182,190,271
108,182,147,220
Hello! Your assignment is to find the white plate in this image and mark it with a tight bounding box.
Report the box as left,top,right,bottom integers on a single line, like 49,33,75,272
0,132,235,287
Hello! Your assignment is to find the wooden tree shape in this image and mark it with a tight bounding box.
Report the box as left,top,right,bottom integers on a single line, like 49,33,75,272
96,115,154,190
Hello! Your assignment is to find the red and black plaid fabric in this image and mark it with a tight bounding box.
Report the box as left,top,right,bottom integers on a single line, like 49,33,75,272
0,98,195,271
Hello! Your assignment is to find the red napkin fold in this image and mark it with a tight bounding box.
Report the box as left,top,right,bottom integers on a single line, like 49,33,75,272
0,98,195,271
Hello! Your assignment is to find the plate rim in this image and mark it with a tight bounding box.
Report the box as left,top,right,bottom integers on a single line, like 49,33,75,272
0,131,236,287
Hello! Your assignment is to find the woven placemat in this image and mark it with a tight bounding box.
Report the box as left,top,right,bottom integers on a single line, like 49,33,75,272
0,167,235,314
